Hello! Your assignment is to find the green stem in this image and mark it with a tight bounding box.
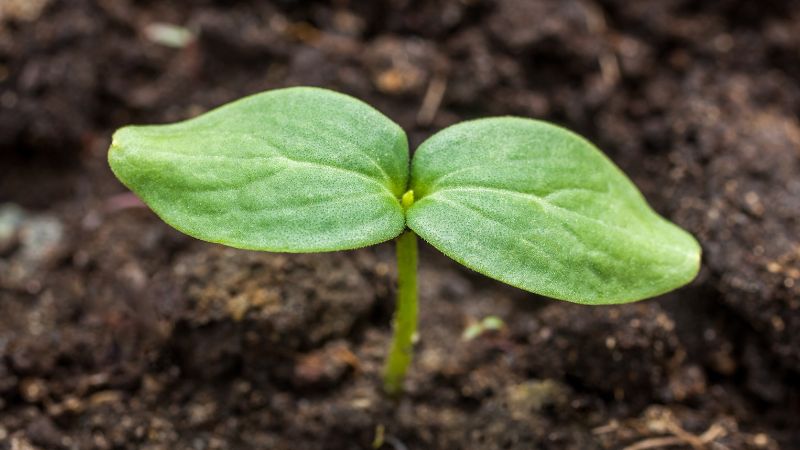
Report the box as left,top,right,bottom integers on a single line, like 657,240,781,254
383,229,418,396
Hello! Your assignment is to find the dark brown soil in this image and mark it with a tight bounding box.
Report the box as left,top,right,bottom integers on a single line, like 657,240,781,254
1,0,799,449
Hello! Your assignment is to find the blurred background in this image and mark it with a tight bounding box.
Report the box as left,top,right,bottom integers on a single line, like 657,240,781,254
1,0,799,449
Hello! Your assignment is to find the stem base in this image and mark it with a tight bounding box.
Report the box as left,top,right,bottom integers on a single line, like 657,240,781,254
382,230,418,396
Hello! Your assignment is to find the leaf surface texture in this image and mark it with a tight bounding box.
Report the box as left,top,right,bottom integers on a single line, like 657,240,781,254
407,118,700,304
109,87,408,252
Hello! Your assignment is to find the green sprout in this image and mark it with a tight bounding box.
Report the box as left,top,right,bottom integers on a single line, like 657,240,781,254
107,87,700,396
462,315,506,341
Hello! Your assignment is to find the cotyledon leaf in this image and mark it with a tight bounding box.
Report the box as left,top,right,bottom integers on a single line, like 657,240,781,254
407,117,701,304
108,87,408,252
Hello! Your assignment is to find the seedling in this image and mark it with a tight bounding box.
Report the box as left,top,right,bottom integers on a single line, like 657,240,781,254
462,316,506,341
108,87,700,395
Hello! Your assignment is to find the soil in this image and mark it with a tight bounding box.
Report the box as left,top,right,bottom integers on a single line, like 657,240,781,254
1,0,799,449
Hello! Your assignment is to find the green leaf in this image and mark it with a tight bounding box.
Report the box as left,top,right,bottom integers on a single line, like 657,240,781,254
109,87,408,252
407,117,700,304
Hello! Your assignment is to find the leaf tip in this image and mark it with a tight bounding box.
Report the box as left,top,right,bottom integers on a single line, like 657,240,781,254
107,125,149,190
108,127,133,170
108,129,126,169
684,232,703,282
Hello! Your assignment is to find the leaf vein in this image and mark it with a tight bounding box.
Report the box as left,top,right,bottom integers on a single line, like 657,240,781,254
426,186,690,257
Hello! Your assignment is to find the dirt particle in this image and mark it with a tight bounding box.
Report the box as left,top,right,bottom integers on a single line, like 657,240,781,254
187,399,217,426
506,380,569,419
47,396,84,417
294,340,358,388
227,294,249,322
753,433,770,447
26,416,63,449
9,437,38,450
770,316,785,332
19,378,47,403
88,391,123,407
0,0,49,23
365,36,437,96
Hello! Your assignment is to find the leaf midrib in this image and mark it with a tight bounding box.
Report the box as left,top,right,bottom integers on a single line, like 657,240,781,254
421,158,599,194
129,147,398,200
421,185,693,260
237,128,396,191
